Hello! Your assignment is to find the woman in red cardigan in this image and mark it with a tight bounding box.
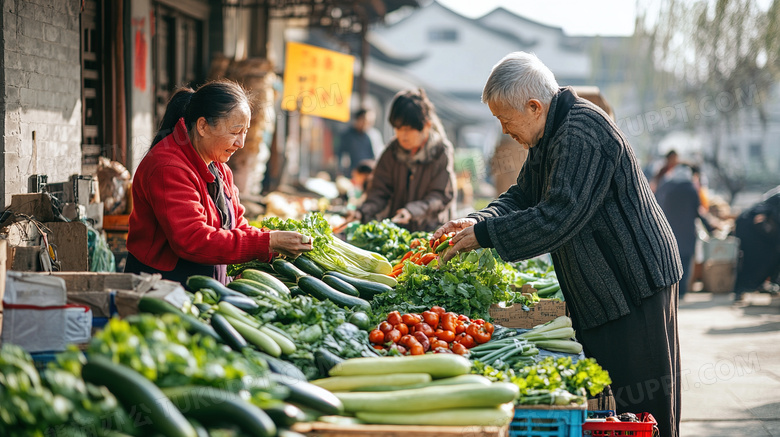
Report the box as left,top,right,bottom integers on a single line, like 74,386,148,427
125,80,311,286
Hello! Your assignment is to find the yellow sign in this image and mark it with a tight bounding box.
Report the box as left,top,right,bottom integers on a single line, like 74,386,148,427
282,42,355,122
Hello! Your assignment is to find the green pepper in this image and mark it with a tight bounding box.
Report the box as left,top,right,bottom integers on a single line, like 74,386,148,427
434,237,452,253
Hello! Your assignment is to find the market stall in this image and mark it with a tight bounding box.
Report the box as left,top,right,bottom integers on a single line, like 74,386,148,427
0,215,660,436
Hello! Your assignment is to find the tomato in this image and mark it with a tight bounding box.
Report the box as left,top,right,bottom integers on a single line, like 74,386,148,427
373,344,385,351
418,336,431,352
413,331,429,345
457,314,470,322
420,253,437,265
471,318,485,326
406,335,421,348
396,345,407,355
410,343,425,355
459,333,477,348
435,329,456,343
410,239,421,249
434,347,454,354
402,313,422,326
451,342,469,355
431,339,449,350
384,329,401,344
395,323,409,336
484,322,494,334
415,322,436,337
430,306,446,317
422,311,440,328
378,321,393,333
399,335,413,347
369,329,385,344
455,323,466,334
441,313,458,332
386,311,402,326
466,323,491,344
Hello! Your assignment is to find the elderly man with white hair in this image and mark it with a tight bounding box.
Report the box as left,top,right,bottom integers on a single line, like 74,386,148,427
433,52,682,437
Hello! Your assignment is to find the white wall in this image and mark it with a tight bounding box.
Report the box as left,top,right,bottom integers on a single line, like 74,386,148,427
1,0,83,207
129,0,154,173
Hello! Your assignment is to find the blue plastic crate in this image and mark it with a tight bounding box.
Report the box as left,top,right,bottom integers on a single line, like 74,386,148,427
30,351,59,371
509,406,586,437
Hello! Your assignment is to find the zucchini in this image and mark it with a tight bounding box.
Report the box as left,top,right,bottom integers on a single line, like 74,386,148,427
219,295,262,314
227,279,274,297
335,382,519,413
325,271,393,300
314,348,344,375
264,402,306,428
137,296,220,341
293,255,326,278
259,325,297,355
298,276,371,312
186,275,242,298
289,286,304,297
321,275,360,297
311,373,431,392
270,374,345,416
82,355,197,437
356,403,514,426
272,259,307,282
163,385,276,437
224,315,282,357
241,269,291,296
353,374,492,392
210,313,247,351
253,351,307,381
193,302,213,313
329,354,471,379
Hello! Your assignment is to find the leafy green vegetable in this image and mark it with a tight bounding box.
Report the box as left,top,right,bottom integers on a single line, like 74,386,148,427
370,249,514,322
347,219,418,262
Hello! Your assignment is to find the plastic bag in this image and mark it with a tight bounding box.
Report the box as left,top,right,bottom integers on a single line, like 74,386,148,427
88,226,116,272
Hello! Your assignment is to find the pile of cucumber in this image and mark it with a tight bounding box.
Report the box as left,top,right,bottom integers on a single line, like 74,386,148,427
311,354,519,426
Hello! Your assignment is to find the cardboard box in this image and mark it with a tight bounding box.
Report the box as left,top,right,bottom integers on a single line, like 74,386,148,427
2,193,60,226
489,299,567,329
45,221,89,271
7,246,42,271
701,260,736,294
4,271,67,306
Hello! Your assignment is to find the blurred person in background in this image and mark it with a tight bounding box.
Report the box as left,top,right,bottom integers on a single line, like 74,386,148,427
733,186,780,301
650,150,679,192
338,108,377,177
345,89,456,232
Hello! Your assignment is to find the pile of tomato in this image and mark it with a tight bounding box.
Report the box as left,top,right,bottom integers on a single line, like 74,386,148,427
369,306,494,356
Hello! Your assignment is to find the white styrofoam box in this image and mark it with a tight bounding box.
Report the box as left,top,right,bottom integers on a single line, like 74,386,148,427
4,271,67,306
702,236,740,263
2,304,92,352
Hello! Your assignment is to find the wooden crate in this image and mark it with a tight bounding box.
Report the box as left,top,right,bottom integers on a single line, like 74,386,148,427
291,422,508,437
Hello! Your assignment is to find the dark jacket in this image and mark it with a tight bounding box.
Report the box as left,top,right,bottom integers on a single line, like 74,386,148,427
655,166,701,257
359,129,456,232
338,126,374,176
469,91,683,330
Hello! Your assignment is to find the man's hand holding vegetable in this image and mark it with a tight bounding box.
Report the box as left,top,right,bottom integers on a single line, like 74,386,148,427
431,217,481,264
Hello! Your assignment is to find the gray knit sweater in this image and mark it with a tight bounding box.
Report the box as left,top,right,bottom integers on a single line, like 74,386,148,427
470,91,683,330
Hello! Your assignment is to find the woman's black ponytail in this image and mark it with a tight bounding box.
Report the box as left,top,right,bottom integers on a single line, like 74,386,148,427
150,87,195,148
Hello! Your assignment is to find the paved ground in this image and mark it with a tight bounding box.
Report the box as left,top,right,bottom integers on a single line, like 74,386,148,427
679,289,780,436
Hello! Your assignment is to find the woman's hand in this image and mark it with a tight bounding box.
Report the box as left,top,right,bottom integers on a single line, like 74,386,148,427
440,225,481,264
391,208,412,225
269,231,314,259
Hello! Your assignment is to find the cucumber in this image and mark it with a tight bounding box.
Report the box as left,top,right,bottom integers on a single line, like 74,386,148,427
264,402,306,428
311,373,431,392
329,354,471,379
272,259,307,282
325,271,393,300
335,382,519,413
270,374,345,416
253,351,307,381
321,275,360,297
194,302,213,313
82,355,197,437
293,255,326,278
163,385,276,437
219,295,262,314
186,275,242,298
354,374,493,392
314,348,344,375
289,286,304,297
241,269,291,296
297,276,371,311
137,296,220,341
356,403,514,426
210,313,247,351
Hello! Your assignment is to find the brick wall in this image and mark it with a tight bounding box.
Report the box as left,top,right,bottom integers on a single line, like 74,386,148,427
1,0,82,208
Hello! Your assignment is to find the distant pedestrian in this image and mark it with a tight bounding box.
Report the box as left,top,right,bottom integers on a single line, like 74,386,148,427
733,187,780,301
338,108,376,176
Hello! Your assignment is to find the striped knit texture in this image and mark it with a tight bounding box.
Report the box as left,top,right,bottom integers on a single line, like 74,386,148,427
470,94,683,329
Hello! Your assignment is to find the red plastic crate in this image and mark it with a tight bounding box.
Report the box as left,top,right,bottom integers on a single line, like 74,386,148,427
582,413,657,437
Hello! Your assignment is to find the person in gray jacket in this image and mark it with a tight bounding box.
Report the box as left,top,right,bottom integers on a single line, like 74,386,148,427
346,89,456,232
433,52,683,437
